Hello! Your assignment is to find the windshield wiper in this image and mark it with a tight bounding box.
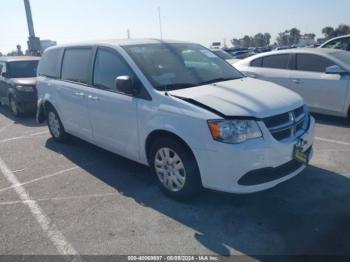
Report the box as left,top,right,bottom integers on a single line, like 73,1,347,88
199,77,240,86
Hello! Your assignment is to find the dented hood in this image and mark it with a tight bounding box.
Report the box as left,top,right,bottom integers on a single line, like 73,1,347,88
171,77,304,119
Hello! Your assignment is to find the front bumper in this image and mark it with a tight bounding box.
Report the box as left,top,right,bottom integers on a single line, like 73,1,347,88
193,117,315,194
13,90,38,114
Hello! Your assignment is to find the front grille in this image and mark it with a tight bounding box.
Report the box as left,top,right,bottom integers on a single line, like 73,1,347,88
263,106,310,142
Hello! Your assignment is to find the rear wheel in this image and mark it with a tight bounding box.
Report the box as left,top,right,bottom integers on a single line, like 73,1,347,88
46,105,69,143
149,137,202,200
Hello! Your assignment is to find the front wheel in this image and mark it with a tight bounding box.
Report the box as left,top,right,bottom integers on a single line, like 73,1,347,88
46,106,69,143
149,137,202,200
9,96,21,117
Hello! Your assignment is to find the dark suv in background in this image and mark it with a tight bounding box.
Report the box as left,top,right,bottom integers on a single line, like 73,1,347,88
0,56,40,116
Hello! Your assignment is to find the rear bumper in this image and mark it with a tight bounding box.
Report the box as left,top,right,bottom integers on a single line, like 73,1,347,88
193,117,315,194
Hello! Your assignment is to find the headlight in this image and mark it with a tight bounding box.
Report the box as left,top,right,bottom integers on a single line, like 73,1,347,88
15,85,34,92
208,119,262,144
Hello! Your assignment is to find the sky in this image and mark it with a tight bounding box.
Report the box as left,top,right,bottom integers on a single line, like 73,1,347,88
1,0,349,53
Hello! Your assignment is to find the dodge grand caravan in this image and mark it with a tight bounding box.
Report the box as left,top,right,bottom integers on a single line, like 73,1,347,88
36,39,315,199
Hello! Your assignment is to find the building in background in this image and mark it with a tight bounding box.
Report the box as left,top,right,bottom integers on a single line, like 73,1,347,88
40,40,57,52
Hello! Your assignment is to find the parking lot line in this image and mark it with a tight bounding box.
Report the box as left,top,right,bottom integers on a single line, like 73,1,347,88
0,130,49,144
315,137,350,147
0,122,14,134
0,166,80,194
0,192,120,206
0,157,79,256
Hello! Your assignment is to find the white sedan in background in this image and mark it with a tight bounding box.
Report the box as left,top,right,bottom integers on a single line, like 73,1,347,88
235,49,350,119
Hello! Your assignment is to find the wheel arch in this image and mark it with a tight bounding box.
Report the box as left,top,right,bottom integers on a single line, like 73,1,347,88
145,130,197,166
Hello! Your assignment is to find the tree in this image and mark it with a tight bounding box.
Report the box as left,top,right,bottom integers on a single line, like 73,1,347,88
322,25,350,39
242,35,252,48
277,28,301,46
231,38,241,47
253,33,266,47
335,24,350,36
277,31,289,46
289,28,301,45
322,26,335,39
264,33,271,46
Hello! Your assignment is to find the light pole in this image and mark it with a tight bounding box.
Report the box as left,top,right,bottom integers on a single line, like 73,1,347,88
158,7,163,39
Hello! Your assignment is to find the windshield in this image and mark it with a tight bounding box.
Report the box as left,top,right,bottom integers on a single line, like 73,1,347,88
123,43,244,91
7,61,39,78
331,51,350,69
212,50,234,60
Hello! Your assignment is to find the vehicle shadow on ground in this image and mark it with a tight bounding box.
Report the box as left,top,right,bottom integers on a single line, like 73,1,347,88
0,106,45,128
45,137,350,257
312,113,349,128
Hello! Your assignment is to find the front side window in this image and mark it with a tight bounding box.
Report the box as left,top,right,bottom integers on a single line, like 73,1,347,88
7,61,39,78
262,54,289,69
122,43,243,91
93,49,134,92
296,54,335,73
61,48,91,84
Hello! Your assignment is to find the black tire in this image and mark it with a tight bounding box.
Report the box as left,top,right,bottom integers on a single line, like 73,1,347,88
9,96,21,117
46,105,69,143
149,137,202,200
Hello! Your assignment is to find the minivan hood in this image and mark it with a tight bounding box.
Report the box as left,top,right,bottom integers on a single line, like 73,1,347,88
11,77,37,86
171,77,304,119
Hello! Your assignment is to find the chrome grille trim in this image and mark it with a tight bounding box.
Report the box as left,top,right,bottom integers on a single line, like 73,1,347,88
263,106,309,142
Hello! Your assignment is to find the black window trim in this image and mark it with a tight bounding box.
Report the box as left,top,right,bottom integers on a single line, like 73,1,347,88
60,46,94,86
91,46,152,100
250,57,263,68
38,48,64,79
259,54,292,70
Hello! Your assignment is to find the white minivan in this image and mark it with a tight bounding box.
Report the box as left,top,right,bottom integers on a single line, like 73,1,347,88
37,39,315,199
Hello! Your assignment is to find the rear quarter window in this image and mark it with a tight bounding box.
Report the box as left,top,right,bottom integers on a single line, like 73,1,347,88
262,54,289,69
38,48,63,78
61,48,92,84
250,58,262,67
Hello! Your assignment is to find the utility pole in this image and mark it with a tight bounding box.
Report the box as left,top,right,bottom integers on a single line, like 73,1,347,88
158,7,163,39
23,0,41,55
127,29,131,39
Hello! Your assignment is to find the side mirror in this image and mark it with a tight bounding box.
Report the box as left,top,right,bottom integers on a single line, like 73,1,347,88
115,75,138,95
325,65,348,75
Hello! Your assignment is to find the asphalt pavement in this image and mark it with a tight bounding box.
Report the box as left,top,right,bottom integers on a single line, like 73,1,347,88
0,105,349,257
